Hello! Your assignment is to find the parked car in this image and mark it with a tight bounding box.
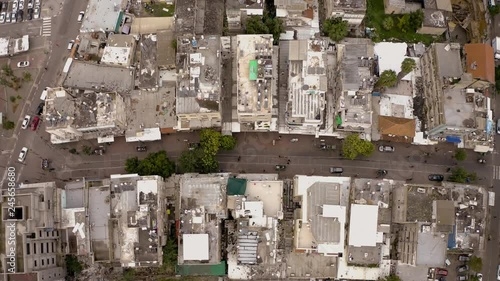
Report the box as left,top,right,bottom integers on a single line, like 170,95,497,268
67,40,74,50
27,0,32,8
188,142,200,151
458,254,471,262
320,143,336,150
33,6,39,19
476,273,482,281
77,11,84,22
16,9,22,21
30,116,40,130
18,147,28,162
21,115,31,129
330,167,343,174
11,1,17,11
35,0,39,5
0,12,5,23
41,158,49,170
457,264,469,273
136,146,147,152
497,119,500,134
17,60,29,67
275,165,286,171
35,102,44,115
497,265,500,280
428,174,444,182
5,12,10,23
10,12,16,22
27,8,32,20
457,275,468,281
378,145,395,152
436,268,448,276
377,169,388,177
18,1,23,10
94,146,105,155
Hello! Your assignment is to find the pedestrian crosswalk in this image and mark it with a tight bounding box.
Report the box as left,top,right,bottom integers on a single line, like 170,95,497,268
41,17,51,37
493,166,500,180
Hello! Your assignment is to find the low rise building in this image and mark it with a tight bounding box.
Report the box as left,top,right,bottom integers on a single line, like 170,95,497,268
325,0,366,29
0,35,29,57
235,35,277,131
417,9,448,35
176,35,222,130
79,0,126,33
275,0,320,40
1,182,66,281
335,38,375,138
43,88,127,144
226,175,284,280
284,39,328,135
463,43,495,85
226,0,264,31
101,34,136,68
136,34,159,91
177,174,229,276
61,175,165,266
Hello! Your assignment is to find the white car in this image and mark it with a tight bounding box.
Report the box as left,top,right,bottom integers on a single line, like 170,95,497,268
12,1,17,11
27,0,32,8
17,61,29,68
77,11,84,22
0,12,5,23
11,12,16,22
18,147,28,162
35,0,39,5
33,6,39,19
21,115,31,129
5,13,10,23
18,1,23,10
67,40,74,50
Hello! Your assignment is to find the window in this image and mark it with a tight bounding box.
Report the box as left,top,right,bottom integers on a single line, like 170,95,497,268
46,242,49,253
34,260,37,267
47,258,49,265
26,243,30,255
52,257,55,264
41,259,44,266
52,242,54,252
34,242,36,254
41,243,44,253
39,230,42,237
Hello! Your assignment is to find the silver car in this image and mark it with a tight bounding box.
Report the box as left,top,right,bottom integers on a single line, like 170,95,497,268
18,147,28,162
497,119,500,134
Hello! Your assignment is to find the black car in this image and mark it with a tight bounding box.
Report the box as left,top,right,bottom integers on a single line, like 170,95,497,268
136,146,147,152
275,165,286,171
41,159,49,170
457,264,469,273
35,102,44,115
377,169,388,177
188,142,200,150
17,9,23,21
458,254,470,262
94,146,105,155
27,8,33,20
428,174,444,181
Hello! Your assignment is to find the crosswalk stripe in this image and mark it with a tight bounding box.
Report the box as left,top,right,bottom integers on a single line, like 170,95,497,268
494,166,500,180
41,18,51,37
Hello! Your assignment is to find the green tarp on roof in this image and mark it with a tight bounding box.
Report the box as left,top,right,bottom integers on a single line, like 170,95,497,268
249,60,258,81
176,261,226,276
227,178,247,195
336,115,342,126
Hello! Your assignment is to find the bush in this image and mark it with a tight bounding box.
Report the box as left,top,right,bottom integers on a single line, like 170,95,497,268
65,255,83,277
382,17,394,30
454,148,467,161
448,167,477,183
377,70,398,88
2,117,14,130
342,134,374,160
401,58,416,73
124,151,176,179
322,17,349,42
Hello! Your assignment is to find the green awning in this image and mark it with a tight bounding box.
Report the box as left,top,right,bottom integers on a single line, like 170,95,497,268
227,178,247,195
336,115,342,126
176,261,226,276
115,11,124,33
249,60,258,81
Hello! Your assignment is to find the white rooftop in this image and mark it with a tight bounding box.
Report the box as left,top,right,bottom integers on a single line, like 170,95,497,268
182,233,209,261
0,37,9,56
137,178,158,196
348,204,379,247
101,46,132,66
80,0,125,33
374,42,413,81
379,94,414,119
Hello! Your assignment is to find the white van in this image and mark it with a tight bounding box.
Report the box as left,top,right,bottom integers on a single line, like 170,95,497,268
77,11,84,22
40,87,48,101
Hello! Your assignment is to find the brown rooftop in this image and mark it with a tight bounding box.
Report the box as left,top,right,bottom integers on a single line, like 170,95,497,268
464,44,495,84
378,116,416,137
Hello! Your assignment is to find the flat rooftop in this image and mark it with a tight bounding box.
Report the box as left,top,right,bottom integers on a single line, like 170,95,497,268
175,0,196,34
236,34,274,114
44,89,124,129
341,38,375,92
379,93,414,119
331,0,366,9
444,88,486,129
137,34,158,90
176,35,221,114
288,40,327,124
434,43,463,78
63,62,134,94
416,226,447,266
80,0,126,33
348,204,379,247
423,9,447,28
245,180,283,218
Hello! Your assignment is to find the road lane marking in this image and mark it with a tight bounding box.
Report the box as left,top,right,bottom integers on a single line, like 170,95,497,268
494,166,500,180
41,17,51,37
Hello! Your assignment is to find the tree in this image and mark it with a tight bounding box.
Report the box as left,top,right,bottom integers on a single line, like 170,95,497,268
178,150,199,173
409,10,424,30
124,151,176,179
401,58,416,73
469,256,482,272
122,268,136,281
381,275,402,281
322,17,349,42
454,148,467,161
65,255,83,277
397,14,411,33
125,157,140,173
23,71,32,82
160,238,178,274
2,64,13,77
2,117,14,130
342,134,374,160
448,167,477,183
245,15,270,34
377,70,398,88
382,17,394,31
220,135,237,150
200,128,222,156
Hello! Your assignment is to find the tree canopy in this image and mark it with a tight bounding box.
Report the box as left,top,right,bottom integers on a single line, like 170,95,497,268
125,150,176,179
377,70,398,88
381,275,402,281
322,17,349,42
401,58,416,73
245,14,284,45
382,17,394,31
65,255,83,277
454,148,467,161
342,134,374,160
448,167,477,183
179,129,238,173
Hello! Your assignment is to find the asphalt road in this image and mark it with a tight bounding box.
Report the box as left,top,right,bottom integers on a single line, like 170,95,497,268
0,0,88,184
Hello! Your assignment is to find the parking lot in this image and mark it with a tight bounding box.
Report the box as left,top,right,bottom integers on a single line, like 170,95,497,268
0,0,41,24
